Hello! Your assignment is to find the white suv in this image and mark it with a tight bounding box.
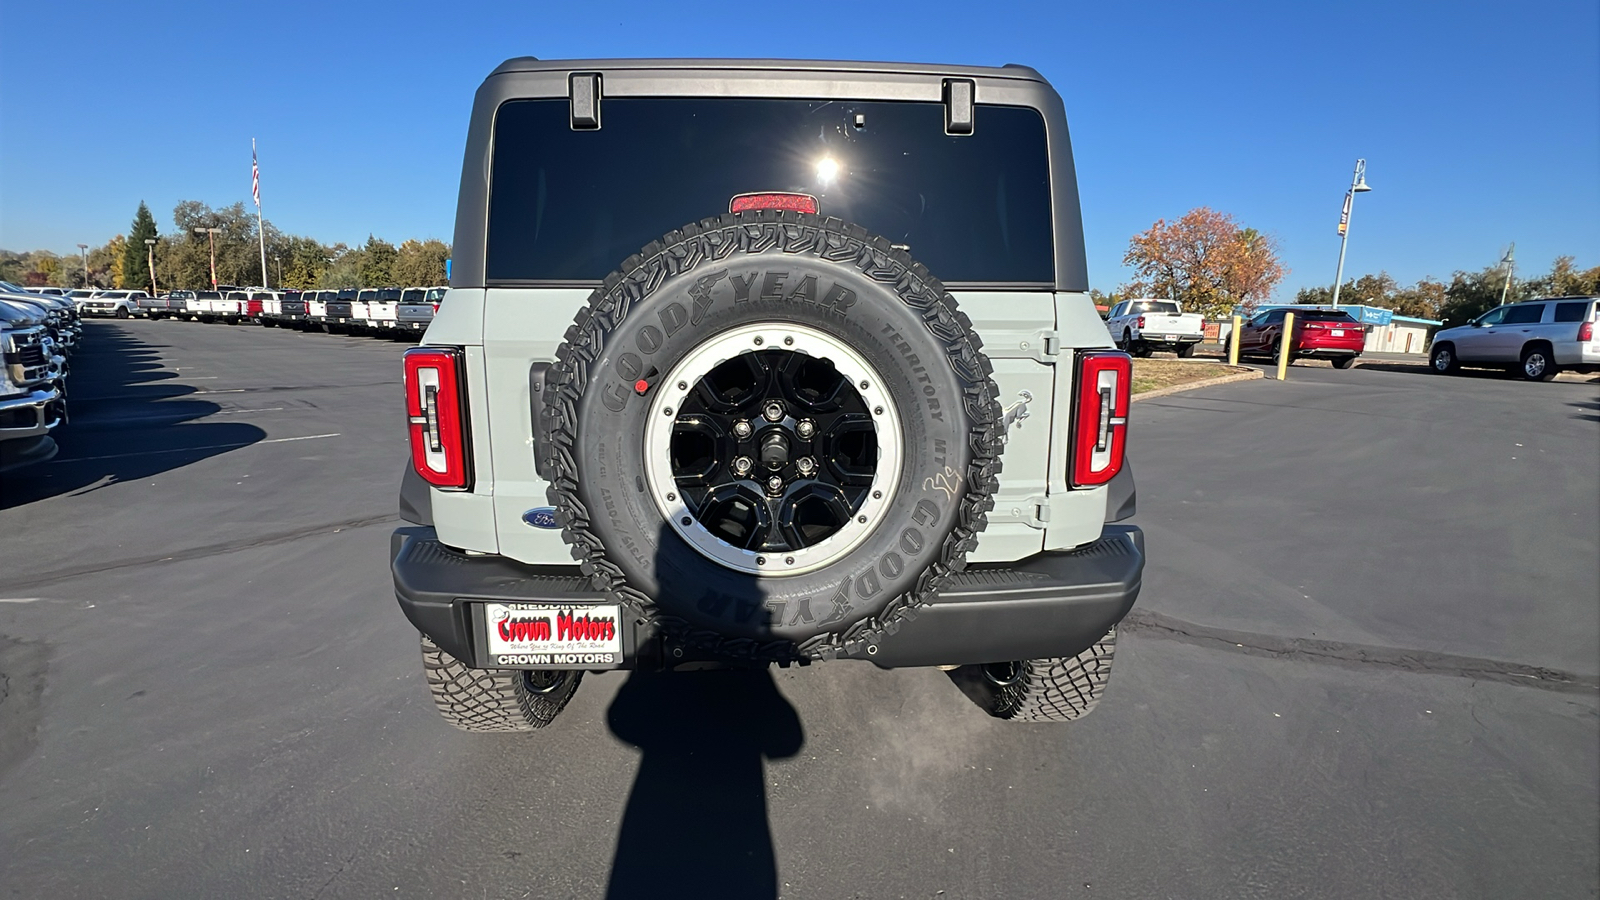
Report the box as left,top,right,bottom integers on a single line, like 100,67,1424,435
1431,296,1599,381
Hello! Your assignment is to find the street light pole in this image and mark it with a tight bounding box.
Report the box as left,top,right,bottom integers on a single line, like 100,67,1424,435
194,227,220,289
1498,243,1516,306
274,255,282,287
77,243,89,288
145,238,159,295
1329,158,1373,309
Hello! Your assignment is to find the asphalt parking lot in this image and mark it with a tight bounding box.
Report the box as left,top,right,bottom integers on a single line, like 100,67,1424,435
2,319,1596,899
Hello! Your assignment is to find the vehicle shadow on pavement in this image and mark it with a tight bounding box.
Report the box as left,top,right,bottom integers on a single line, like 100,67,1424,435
604,666,804,899
2,322,265,508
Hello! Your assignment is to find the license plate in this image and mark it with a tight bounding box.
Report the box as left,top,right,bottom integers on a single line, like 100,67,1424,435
481,602,622,667
1331,329,1345,336
1163,334,1178,341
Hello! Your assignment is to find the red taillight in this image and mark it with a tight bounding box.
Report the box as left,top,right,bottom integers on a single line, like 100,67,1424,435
1136,315,1146,330
730,192,819,214
1580,321,1594,342
431,302,440,313
404,347,471,489
1072,351,1132,487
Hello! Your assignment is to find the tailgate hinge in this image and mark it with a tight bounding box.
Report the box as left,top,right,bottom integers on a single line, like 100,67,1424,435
991,495,1051,529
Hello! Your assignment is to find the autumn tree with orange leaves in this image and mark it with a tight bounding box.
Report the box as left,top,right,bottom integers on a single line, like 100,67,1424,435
1120,208,1286,320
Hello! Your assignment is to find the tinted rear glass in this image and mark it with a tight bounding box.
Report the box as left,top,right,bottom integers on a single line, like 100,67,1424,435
487,98,1054,284
378,288,402,300
1553,301,1591,323
197,291,220,299
1299,311,1358,323
401,289,425,302
425,288,446,302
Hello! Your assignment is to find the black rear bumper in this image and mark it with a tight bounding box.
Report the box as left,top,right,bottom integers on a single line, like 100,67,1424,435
391,525,1143,670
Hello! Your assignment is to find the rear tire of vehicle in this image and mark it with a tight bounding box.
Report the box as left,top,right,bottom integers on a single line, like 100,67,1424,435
1175,342,1196,359
947,628,1117,722
419,633,582,732
1331,356,1356,369
1520,344,1558,382
1119,329,1133,352
1132,340,1153,359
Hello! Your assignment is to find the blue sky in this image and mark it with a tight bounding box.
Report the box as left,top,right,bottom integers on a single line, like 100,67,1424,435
1,0,1595,297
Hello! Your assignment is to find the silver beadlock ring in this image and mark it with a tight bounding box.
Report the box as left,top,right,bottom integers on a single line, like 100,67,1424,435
642,322,903,577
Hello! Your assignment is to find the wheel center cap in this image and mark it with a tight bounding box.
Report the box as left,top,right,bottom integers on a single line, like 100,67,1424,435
759,429,790,471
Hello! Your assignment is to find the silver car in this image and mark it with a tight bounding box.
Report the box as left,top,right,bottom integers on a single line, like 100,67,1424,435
1430,296,1599,381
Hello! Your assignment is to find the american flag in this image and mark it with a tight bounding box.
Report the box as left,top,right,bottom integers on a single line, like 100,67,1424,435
251,139,260,207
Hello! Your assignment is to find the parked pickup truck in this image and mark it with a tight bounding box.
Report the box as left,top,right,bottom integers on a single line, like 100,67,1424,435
360,287,403,334
321,288,356,333
81,290,150,318
0,300,67,472
275,290,308,327
141,291,195,319
253,290,281,325
394,286,442,333
1106,299,1206,357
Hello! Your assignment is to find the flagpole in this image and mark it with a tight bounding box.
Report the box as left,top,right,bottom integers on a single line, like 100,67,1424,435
253,138,269,289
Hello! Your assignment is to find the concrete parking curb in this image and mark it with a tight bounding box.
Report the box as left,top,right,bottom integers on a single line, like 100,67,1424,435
1132,366,1263,403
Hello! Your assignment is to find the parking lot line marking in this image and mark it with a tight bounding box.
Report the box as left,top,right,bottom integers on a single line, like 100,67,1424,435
0,597,46,604
261,432,340,443
45,433,342,464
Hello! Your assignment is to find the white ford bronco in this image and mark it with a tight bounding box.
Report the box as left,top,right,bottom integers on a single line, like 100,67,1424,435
392,58,1144,731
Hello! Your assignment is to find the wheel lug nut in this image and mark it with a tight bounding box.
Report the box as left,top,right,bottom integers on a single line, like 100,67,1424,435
796,419,815,438
796,457,816,476
763,401,785,422
767,475,784,493
733,456,753,475
733,419,753,438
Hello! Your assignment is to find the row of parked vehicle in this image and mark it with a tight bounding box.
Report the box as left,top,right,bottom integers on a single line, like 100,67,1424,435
0,282,78,472
26,285,446,336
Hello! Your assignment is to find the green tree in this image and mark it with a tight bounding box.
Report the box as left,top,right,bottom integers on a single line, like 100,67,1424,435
320,247,365,288
358,236,398,287
392,239,450,286
121,202,160,293
281,236,333,289
1522,256,1600,298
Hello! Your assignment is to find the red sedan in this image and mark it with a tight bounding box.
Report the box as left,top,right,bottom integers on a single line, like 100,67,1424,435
1237,308,1367,368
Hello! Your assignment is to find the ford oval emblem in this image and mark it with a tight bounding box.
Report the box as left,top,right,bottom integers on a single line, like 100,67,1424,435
522,507,561,529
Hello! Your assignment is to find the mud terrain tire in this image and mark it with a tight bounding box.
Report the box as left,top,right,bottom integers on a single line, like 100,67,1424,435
947,629,1117,722
544,211,1003,661
420,633,583,732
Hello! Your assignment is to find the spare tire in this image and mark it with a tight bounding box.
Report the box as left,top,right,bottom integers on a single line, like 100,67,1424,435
544,211,1003,661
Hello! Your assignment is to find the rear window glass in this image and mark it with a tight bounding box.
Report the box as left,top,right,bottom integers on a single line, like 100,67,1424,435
378,288,402,300
1553,301,1592,323
197,291,220,300
1128,301,1181,315
1299,310,1359,323
425,288,446,302
1503,304,1544,325
401,289,425,302
487,98,1054,284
